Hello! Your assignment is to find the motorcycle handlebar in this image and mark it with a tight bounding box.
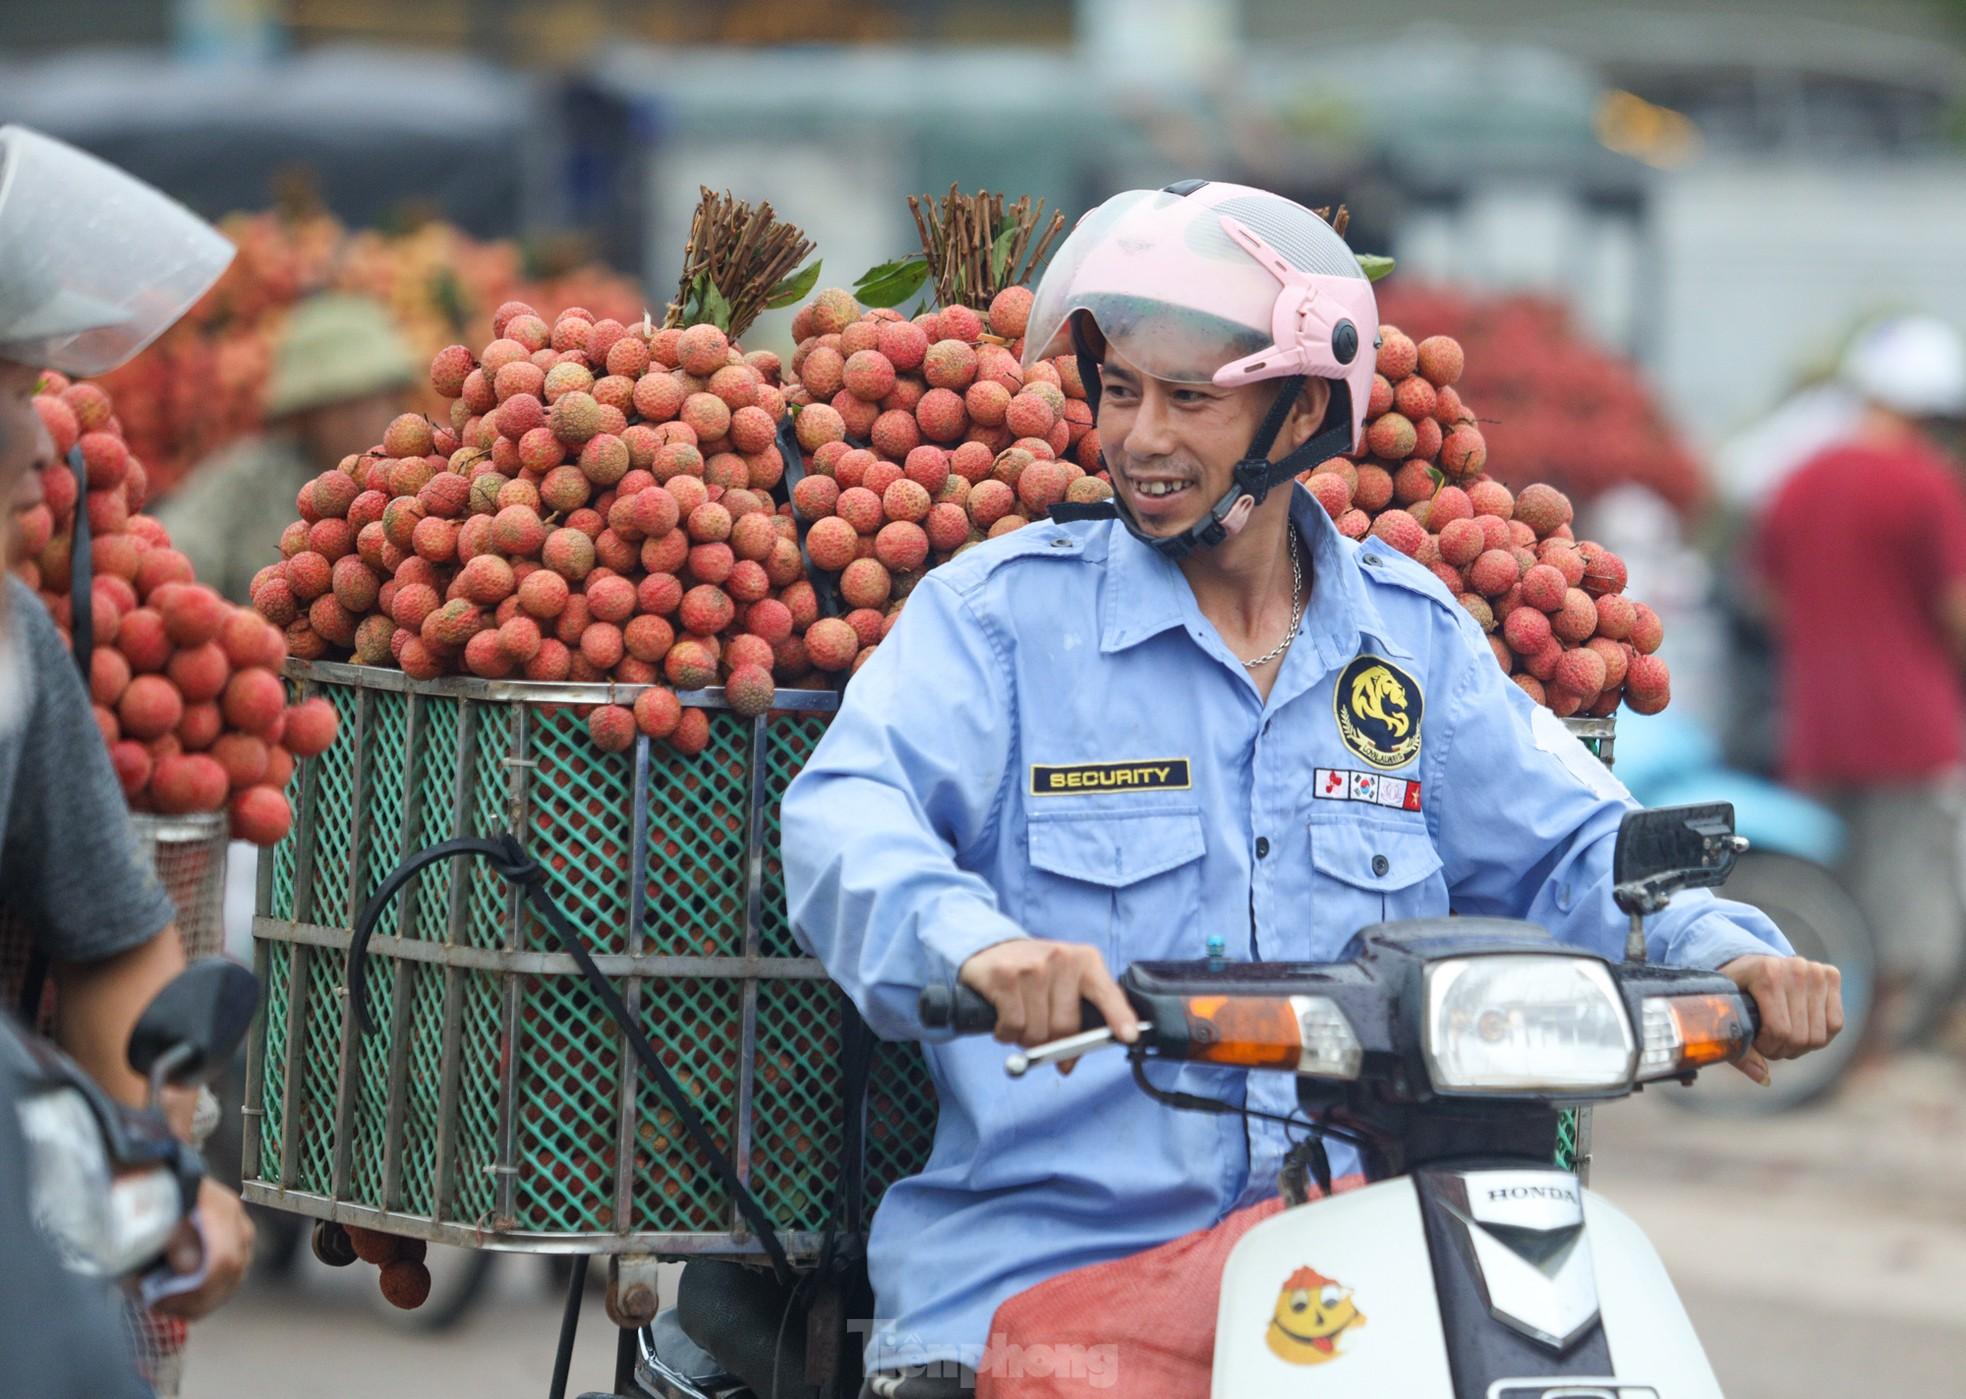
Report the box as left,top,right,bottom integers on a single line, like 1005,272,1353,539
918,985,1108,1036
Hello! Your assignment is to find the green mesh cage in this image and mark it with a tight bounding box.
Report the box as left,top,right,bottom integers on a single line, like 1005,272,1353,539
248,665,1591,1252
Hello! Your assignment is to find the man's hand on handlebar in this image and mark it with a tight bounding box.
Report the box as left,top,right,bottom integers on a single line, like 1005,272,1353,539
1719,954,1843,1086
958,939,1137,1072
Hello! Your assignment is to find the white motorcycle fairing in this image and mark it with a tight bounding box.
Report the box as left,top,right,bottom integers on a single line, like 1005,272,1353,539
1211,1171,1723,1398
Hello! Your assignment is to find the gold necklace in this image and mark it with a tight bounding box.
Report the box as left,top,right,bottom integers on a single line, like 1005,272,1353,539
1241,527,1304,669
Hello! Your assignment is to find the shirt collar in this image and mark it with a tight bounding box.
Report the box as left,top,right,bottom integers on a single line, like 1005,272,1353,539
1099,484,1415,665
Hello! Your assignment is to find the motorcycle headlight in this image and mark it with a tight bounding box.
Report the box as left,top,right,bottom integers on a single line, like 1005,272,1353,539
1424,955,1636,1094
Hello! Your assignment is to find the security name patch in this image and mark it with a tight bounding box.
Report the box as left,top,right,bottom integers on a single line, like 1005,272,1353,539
1030,759,1192,796
1333,655,1423,770
1314,767,1423,811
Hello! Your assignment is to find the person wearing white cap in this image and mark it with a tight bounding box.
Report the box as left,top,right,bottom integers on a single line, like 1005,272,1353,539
0,123,255,1377
1754,313,1966,1047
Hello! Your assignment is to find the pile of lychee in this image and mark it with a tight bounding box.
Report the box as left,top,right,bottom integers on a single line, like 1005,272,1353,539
251,302,817,755
13,374,337,843
1302,328,1670,716
779,283,1108,673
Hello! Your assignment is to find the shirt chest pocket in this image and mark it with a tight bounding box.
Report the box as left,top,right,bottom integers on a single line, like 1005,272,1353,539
1308,814,1448,952
1024,808,1207,961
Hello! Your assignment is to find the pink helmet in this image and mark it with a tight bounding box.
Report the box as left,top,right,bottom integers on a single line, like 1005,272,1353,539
1025,181,1379,554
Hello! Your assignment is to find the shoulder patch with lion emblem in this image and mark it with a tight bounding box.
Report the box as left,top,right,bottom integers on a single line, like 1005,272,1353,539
1334,655,1423,770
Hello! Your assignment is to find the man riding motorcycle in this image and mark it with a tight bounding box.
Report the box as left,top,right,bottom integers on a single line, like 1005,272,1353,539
781,181,1842,1397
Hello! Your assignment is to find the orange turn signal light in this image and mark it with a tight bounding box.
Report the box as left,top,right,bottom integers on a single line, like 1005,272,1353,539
1638,993,1754,1080
1183,995,1304,1069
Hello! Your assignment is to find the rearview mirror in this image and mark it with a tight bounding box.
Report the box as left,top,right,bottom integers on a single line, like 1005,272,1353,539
127,958,260,1086
1612,804,1745,916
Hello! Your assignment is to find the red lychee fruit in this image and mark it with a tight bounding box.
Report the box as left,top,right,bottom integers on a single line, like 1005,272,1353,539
91,648,131,707
806,516,858,572
1375,329,1418,380
1503,606,1553,656
1439,426,1488,480
158,585,226,647
1553,647,1608,700
1578,544,1628,598
839,558,893,610
723,664,776,718
1625,653,1671,713
1513,483,1573,539
152,753,229,814
283,698,340,758
109,741,152,798
663,638,719,690
1553,589,1599,644
1629,604,1664,655
613,686,679,747
166,643,231,704
804,617,859,672
1415,336,1464,388
1366,413,1418,461
1519,563,1568,614
1368,509,1427,557
118,675,184,741
1469,549,1521,598
1353,465,1394,513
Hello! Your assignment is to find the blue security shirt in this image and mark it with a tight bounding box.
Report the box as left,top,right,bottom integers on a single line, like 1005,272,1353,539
781,485,1788,1370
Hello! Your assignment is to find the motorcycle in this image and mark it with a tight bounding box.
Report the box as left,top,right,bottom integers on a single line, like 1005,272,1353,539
4,958,258,1385
625,804,1767,1399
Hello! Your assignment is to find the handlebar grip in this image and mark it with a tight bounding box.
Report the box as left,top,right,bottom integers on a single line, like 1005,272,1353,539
917,987,1111,1037
1740,990,1761,1041
919,985,998,1033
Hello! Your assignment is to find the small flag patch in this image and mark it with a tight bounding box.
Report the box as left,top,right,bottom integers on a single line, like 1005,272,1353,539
1315,769,1422,810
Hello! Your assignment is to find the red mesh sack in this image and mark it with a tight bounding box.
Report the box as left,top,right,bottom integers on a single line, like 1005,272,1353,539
976,1175,1364,1398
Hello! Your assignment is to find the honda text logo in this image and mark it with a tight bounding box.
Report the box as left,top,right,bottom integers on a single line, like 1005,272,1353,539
1486,1184,1578,1204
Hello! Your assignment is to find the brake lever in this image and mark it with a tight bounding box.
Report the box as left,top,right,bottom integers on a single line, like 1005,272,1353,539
1005,1020,1154,1078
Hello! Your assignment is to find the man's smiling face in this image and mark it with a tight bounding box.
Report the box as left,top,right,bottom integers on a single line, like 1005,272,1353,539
1094,341,1328,539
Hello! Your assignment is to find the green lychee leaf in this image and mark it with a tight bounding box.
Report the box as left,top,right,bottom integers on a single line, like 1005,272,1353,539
1427,466,1445,492
765,259,824,311
990,221,1020,286
698,274,734,332
1358,253,1396,283
853,254,930,309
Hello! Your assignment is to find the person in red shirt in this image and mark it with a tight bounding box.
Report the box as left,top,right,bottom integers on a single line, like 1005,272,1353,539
1755,314,1966,1044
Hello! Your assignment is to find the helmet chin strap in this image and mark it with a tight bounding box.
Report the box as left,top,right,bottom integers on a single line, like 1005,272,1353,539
1064,321,1355,559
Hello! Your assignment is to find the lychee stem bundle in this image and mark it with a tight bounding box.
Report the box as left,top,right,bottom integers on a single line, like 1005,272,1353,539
907,186,1067,311
665,187,817,340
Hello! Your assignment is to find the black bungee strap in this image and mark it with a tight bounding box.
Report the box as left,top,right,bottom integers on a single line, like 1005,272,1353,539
349,832,794,1285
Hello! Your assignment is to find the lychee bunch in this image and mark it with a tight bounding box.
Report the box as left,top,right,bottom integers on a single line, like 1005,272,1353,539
14,374,334,841
248,303,818,752
778,285,1109,674
1298,328,1671,718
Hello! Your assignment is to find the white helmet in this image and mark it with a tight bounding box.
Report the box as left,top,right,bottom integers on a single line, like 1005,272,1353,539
0,125,234,376
1841,314,1966,420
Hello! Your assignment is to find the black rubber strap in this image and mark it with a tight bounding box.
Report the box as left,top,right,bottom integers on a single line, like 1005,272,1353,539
18,445,99,1024
349,833,795,1284
777,414,846,626
65,443,93,675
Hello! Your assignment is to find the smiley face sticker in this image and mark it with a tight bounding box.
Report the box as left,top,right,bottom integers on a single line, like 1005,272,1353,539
1266,1265,1367,1365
